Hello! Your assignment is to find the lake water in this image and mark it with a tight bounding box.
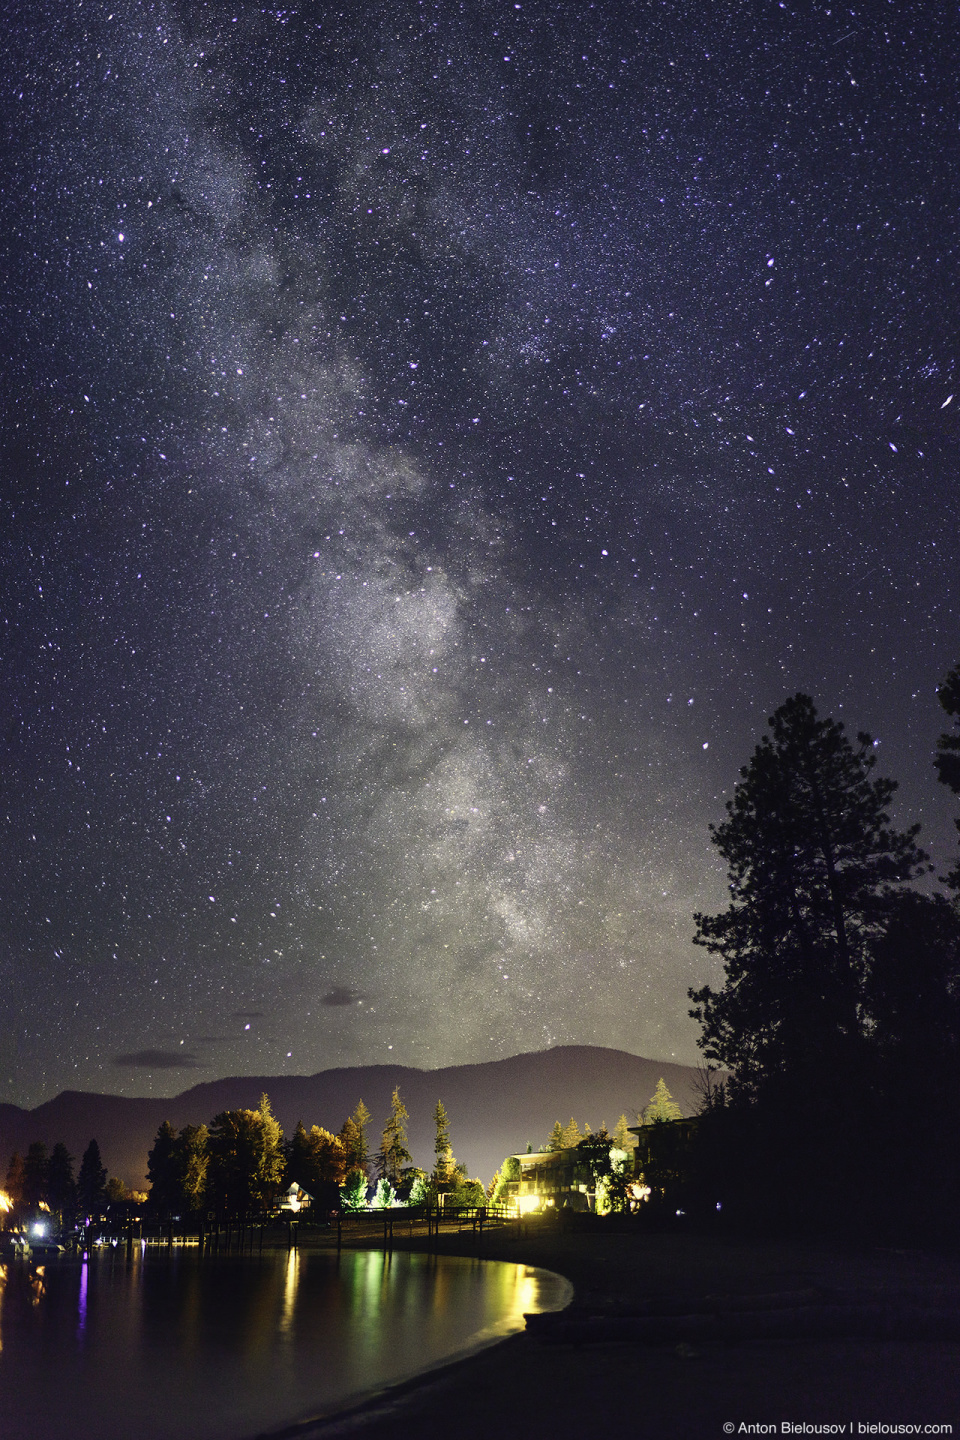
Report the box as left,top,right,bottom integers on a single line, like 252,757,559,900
0,1245,571,1440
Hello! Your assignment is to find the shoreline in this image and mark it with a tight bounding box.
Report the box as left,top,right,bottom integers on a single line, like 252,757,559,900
273,1220,960,1439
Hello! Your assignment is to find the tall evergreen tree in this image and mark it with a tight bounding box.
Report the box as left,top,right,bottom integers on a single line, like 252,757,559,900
689,693,927,1098
23,1142,49,1211
642,1079,683,1124
377,1088,411,1184
560,1118,582,1149
254,1094,285,1207
432,1100,454,1186
338,1100,371,1176
611,1114,633,1151
47,1143,77,1223
174,1124,210,1213
545,1120,564,1151
286,1121,313,1189
77,1140,107,1216
147,1121,180,1215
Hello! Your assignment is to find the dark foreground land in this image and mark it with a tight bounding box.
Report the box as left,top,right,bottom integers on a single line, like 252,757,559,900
285,1220,960,1440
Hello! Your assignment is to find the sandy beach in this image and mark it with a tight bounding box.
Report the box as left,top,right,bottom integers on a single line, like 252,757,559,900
280,1219,960,1440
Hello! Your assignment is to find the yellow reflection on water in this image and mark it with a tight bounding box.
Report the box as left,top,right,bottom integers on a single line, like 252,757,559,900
279,1248,299,1336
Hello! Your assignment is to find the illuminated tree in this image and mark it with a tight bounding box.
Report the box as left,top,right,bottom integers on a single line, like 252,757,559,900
489,1155,520,1205
689,694,927,1097
372,1177,396,1209
254,1094,285,1206
338,1099,371,1176
287,1122,347,1192
175,1124,210,1212
560,1118,582,1149
612,1114,633,1150
545,1121,564,1151
376,1088,411,1185
208,1099,283,1217
4,1152,25,1211
642,1079,683,1124
449,1176,486,1207
576,1126,615,1188
600,1153,636,1214
407,1171,431,1206
432,1100,455,1187
340,1169,368,1211
147,1121,209,1215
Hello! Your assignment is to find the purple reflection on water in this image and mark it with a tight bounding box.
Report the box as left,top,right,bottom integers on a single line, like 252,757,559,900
77,1259,88,1337
0,1247,570,1440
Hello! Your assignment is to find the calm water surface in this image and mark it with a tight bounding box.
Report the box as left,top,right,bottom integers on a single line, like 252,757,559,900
0,1245,570,1440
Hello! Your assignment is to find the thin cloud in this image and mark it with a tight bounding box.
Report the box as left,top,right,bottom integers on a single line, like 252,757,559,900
112,1049,204,1070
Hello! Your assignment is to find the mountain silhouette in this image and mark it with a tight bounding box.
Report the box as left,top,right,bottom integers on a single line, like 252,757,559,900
0,1046,704,1188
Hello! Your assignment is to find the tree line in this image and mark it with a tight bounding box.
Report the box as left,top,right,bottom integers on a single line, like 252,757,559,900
681,663,960,1240
535,1083,681,1155
145,1087,486,1222
3,1138,121,1229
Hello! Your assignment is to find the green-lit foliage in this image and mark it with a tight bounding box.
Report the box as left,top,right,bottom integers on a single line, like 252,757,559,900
340,1169,368,1211
372,1177,396,1209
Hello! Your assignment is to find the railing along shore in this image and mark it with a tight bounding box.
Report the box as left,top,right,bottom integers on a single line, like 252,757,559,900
25,1202,519,1257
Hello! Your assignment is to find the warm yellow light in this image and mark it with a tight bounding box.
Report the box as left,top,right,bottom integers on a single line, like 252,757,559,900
516,1193,541,1215
0,1193,11,1214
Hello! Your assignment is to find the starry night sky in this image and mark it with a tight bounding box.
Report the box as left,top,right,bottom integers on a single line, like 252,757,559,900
2,0,958,1108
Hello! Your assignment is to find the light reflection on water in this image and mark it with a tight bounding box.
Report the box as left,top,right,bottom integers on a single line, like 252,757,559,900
0,1246,570,1440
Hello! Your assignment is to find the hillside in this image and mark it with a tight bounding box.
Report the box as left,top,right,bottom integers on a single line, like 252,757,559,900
0,1046,704,1188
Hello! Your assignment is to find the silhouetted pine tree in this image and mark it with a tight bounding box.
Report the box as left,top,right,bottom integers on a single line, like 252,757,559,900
77,1140,107,1217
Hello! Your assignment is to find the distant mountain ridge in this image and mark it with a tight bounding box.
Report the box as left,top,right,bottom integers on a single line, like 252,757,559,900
0,1046,704,1188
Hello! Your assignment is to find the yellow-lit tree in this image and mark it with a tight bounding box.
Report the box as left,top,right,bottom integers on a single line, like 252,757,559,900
642,1079,683,1124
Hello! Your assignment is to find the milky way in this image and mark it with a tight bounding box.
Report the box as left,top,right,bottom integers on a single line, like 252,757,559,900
3,0,958,1106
